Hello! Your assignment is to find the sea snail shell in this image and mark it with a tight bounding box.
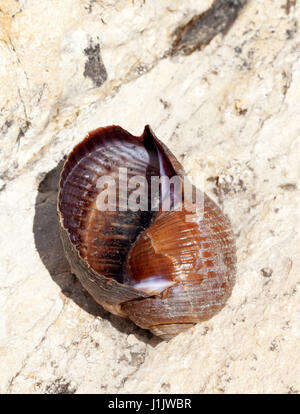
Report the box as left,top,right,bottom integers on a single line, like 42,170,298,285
58,125,236,339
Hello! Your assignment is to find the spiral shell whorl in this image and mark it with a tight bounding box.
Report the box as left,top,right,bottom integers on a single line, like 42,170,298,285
58,125,236,339
122,195,236,337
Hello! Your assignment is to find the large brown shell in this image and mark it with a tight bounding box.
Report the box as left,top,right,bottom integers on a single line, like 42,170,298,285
58,125,236,339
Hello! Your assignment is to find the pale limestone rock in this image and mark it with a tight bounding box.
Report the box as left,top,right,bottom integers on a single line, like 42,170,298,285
0,0,213,178
0,0,299,394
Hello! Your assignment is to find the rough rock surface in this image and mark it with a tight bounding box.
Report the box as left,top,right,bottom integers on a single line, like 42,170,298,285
0,0,299,393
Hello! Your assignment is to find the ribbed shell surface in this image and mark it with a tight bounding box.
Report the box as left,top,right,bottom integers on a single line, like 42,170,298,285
123,194,236,332
58,125,237,339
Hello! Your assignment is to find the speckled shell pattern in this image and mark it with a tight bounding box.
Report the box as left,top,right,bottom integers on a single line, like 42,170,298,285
58,125,236,339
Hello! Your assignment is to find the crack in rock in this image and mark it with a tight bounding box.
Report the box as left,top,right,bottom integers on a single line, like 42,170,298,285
44,377,77,394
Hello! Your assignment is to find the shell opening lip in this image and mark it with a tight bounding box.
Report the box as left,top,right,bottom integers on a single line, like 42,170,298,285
128,277,177,295
141,124,181,210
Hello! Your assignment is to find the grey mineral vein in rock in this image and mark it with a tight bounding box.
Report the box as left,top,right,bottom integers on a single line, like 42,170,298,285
83,40,108,87
171,0,248,55
0,0,299,394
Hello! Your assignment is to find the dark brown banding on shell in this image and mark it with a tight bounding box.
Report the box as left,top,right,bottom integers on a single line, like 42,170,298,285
58,125,237,339
59,126,159,283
